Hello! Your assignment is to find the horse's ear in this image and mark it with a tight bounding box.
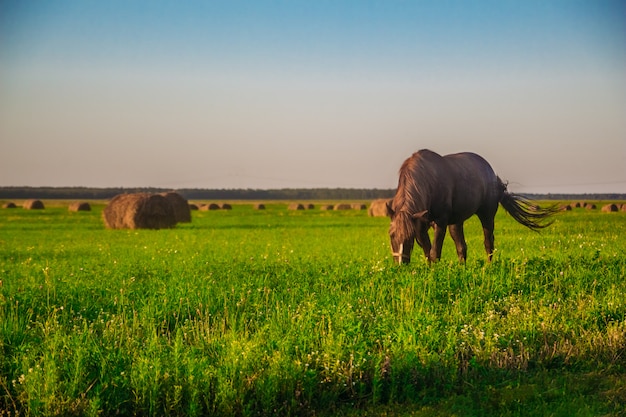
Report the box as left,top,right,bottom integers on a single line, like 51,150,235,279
386,201,394,217
412,210,429,223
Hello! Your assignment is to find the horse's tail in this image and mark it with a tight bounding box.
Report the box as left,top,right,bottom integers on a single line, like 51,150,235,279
498,179,559,231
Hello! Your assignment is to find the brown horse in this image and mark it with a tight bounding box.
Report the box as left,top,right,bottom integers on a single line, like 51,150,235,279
387,150,558,264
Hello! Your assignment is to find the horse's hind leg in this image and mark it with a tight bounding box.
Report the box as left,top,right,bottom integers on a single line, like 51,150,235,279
478,214,495,262
449,223,467,263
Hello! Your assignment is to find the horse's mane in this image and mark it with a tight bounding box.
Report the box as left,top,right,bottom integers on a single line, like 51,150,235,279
394,152,433,213
391,152,432,242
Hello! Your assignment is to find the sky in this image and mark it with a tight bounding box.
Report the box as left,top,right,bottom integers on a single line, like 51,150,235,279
1,1,625,193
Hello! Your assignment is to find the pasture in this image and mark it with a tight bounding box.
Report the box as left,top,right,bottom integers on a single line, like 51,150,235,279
0,201,625,416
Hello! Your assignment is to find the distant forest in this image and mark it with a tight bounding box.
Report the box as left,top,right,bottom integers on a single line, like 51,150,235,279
0,187,394,201
1,187,625,201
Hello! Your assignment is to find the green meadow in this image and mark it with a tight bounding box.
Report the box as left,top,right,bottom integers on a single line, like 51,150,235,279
0,201,625,416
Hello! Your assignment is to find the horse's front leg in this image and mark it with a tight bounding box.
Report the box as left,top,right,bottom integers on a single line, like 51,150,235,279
449,223,467,263
430,222,447,262
416,229,432,262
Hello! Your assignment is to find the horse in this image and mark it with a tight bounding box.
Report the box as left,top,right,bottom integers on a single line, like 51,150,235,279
387,149,558,264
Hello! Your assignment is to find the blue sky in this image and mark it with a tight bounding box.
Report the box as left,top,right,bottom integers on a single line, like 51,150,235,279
1,1,625,192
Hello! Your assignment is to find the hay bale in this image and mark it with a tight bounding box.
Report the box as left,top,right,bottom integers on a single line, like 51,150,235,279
572,202,582,208
306,203,315,209
200,203,220,211
288,203,305,210
160,192,191,223
621,204,626,212
219,203,232,210
103,193,176,230
253,203,266,210
68,202,91,212
2,202,17,209
23,200,44,210
351,203,367,210
560,204,572,211
188,203,199,211
585,203,597,210
601,204,619,212
334,203,352,210
320,205,334,211
368,199,392,217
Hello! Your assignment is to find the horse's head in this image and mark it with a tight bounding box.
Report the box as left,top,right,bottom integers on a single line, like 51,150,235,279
387,203,429,264
387,204,419,264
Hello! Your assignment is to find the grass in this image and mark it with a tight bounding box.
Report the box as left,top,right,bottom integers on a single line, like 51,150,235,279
0,201,625,416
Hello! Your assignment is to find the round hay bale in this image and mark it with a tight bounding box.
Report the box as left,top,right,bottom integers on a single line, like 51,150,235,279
585,203,597,210
621,204,626,212
200,203,220,211
320,205,334,211
351,203,367,210
68,202,91,212
188,203,199,210
334,203,352,210
253,203,266,210
160,192,191,223
23,199,44,210
102,194,137,229
103,193,176,230
306,203,315,209
601,203,619,212
2,202,17,209
288,203,305,210
572,202,582,208
560,204,572,211
368,199,392,217
219,203,232,210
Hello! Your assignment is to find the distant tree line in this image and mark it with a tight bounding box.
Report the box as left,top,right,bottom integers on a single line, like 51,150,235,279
0,187,396,201
523,193,626,202
0,187,624,201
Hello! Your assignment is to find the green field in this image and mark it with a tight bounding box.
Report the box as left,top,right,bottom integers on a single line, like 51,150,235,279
1,201,625,416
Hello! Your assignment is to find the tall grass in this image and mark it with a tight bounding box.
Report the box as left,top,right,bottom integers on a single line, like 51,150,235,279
0,203,624,416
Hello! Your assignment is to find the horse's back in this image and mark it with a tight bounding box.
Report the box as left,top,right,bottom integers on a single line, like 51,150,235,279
443,152,493,173
443,152,499,184
409,150,493,177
